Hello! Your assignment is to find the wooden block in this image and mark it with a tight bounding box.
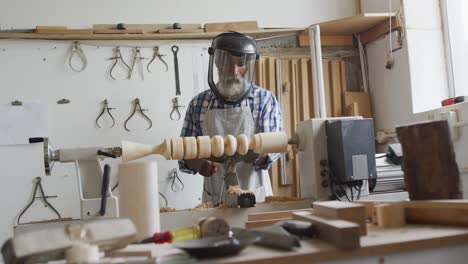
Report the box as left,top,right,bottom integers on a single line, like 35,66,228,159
347,102,359,116
245,218,290,229
396,121,462,200
204,21,258,32
293,211,360,250
343,91,372,118
248,209,314,221
93,29,144,34
313,201,367,235
157,28,204,34
375,203,405,228
406,207,468,227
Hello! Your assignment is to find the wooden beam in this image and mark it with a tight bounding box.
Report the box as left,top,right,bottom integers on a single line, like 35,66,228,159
293,211,360,250
360,16,401,44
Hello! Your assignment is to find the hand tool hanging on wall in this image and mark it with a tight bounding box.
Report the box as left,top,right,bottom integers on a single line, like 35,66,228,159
124,98,152,132
147,46,168,72
129,47,147,80
167,168,184,192
17,177,61,225
108,46,131,80
68,41,87,72
170,97,185,121
95,99,116,128
171,45,181,95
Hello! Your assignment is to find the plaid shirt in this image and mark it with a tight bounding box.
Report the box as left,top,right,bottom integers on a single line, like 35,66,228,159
179,85,283,173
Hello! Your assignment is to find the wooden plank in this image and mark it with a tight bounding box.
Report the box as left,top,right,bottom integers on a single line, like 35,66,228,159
360,16,401,44
311,13,396,35
245,218,291,229
0,28,302,40
93,24,202,33
36,29,93,35
293,211,360,250
248,208,314,221
35,26,67,33
396,121,462,200
307,59,315,118
93,29,144,34
298,31,354,47
313,201,367,235
343,91,372,118
340,61,347,92
290,59,300,196
375,203,405,228
157,28,204,34
322,60,332,117
347,102,359,116
298,58,311,121
330,60,343,117
204,21,258,32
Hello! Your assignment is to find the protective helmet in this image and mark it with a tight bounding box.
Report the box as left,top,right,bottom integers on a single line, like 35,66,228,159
208,32,259,105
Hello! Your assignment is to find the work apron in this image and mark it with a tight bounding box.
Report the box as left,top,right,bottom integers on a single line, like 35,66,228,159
201,100,273,204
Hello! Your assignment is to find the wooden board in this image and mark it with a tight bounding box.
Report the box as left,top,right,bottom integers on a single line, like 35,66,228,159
204,21,258,32
245,218,290,229
343,91,372,118
322,60,332,117
36,29,93,35
93,29,144,34
293,211,360,250
93,24,202,33
330,60,343,117
311,13,396,35
248,208,314,221
157,28,204,34
313,201,367,235
396,121,462,200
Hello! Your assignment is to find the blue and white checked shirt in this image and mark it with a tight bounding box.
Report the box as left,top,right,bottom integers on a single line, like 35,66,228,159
179,85,283,173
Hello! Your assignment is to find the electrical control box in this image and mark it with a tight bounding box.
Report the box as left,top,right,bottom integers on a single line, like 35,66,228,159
325,119,376,183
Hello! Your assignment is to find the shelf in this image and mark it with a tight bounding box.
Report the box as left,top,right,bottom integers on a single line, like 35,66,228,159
311,13,396,35
0,28,303,41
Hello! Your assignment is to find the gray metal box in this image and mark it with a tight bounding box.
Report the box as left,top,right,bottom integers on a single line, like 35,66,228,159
325,119,376,183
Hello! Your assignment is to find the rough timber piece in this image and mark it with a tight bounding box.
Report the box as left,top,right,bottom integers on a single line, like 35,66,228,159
224,135,237,156
396,120,462,200
236,134,249,155
249,132,288,154
211,136,224,158
293,211,360,250
171,138,184,160
375,203,405,228
196,136,211,159
313,201,367,235
121,139,171,161
183,137,197,159
204,21,258,32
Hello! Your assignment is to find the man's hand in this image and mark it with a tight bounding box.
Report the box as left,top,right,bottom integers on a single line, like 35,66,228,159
243,152,268,168
185,159,217,177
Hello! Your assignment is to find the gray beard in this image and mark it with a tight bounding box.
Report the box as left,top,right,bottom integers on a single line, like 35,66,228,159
217,79,245,100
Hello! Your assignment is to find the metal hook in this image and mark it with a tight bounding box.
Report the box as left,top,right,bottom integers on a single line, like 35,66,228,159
96,99,116,128
124,98,152,132
108,46,131,80
170,97,185,121
167,168,184,192
147,46,168,72
129,47,147,80
68,41,87,72
17,177,61,225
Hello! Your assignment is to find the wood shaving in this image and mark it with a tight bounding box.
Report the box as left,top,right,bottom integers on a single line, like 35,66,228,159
192,203,216,210
160,207,177,213
226,185,243,194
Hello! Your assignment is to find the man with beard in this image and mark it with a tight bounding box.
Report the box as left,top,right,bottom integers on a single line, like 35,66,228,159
179,32,283,205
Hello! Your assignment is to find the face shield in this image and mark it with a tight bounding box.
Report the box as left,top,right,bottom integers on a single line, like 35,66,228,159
208,49,257,104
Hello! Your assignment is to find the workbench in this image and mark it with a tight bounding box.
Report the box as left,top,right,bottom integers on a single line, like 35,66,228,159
123,224,468,264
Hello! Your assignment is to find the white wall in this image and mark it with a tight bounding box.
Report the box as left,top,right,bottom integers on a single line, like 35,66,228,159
0,0,358,244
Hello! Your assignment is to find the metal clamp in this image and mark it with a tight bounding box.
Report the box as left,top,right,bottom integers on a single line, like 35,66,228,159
95,99,116,128
108,46,131,80
124,98,152,131
129,47,147,80
147,46,168,72
68,41,87,72
170,97,185,121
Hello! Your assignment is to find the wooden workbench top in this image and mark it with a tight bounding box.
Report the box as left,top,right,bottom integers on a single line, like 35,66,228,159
132,224,468,264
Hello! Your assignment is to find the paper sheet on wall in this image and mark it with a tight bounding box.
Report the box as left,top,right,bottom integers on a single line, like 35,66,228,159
0,102,48,145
